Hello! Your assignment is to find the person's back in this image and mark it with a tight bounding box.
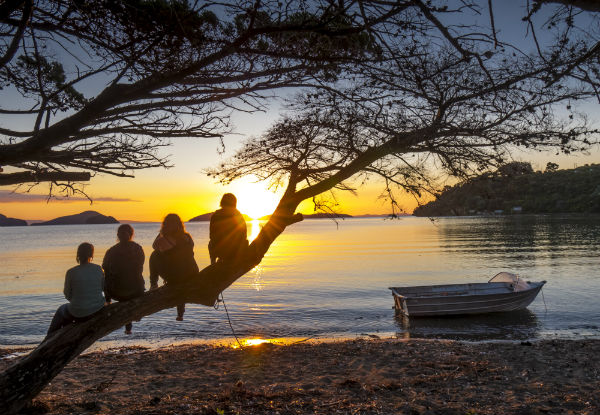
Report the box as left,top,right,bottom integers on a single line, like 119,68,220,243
155,233,198,284
47,242,105,336
209,193,248,263
103,240,145,301
149,213,198,321
65,262,105,318
102,224,145,334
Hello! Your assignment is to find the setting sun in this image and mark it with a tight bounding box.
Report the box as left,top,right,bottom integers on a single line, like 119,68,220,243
229,178,281,219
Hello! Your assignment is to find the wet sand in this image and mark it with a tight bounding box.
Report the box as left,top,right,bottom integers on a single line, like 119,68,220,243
1,339,598,414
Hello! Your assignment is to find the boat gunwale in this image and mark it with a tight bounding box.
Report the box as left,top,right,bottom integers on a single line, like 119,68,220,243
402,288,544,316
388,281,546,301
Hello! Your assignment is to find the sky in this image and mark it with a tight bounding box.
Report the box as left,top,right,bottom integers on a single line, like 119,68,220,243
0,109,407,222
1,1,600,222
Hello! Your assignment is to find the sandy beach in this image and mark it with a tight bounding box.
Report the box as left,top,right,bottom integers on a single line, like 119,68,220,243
1,338,598,414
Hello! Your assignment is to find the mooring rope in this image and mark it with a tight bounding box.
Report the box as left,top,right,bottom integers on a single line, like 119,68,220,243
215,292,245,350
541,286,548,313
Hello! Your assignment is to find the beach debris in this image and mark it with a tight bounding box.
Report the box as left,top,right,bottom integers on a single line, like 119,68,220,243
4,339,598,415
86,374,115,392
81,401,100,411
338,378,361,389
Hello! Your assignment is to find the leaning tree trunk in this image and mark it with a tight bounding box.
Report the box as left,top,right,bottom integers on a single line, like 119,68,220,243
0,205,302,415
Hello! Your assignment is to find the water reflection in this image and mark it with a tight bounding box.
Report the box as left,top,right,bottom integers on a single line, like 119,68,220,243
1,216,599,345
439,215,600,261
395,309,541,341
248,219,261,242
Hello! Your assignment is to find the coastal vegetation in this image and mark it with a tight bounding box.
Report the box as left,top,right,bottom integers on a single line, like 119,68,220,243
414,163,600,216
1,1,600,414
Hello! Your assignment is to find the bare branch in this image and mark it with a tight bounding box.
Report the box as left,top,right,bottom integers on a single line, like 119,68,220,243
533,0,600,12
0,170,90,186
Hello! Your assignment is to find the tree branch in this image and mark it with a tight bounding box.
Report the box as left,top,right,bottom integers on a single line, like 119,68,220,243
533,0,600,12
0,170,91,186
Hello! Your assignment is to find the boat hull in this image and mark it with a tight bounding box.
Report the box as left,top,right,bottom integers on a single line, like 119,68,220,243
390,281,545,317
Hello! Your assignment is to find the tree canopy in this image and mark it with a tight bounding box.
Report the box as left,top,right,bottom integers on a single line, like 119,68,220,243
1,1,600,414
0,0,401,189
1,0,598,197
210,1,600,213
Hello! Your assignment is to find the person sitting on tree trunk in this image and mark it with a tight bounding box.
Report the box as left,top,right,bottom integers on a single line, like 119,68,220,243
209,193,249,265
46,242,105,336
102,224,145,334
149,213,199,321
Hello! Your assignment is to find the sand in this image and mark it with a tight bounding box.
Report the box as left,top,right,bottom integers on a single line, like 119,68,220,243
1,339,599,414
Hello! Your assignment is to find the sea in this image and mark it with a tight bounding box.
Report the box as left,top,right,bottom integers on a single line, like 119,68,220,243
1,215,599,347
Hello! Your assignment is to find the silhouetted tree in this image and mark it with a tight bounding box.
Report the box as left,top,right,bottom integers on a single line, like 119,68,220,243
497,162,535,178
534,0,600,12
1,0,599,193
1,1,600,414
0,0,401,191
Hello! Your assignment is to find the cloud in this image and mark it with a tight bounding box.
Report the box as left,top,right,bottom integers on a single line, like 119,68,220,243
0,190,140,203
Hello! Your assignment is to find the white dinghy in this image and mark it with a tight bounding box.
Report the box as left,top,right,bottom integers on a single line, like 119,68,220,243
389,272,546,317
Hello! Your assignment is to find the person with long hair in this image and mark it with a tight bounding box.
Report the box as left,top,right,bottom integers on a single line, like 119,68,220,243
149,213,198,320
47,242,105,336
102,224,145,334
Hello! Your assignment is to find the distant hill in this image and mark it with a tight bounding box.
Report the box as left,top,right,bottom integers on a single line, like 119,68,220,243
188,212,253,222
304,213,353,219
0,213,27,227
188,212,213,222
353,213,409,218
31,210,119,226
258,213,353,220
413,162,600,216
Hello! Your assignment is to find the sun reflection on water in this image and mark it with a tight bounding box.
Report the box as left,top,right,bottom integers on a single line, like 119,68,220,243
251,264,264,291
248,219,261,242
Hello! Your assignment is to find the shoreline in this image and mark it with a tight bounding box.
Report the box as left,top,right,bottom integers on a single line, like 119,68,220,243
2,338,598,414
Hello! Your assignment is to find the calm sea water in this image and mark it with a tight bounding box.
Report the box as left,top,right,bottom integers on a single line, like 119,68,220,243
0,215,599,346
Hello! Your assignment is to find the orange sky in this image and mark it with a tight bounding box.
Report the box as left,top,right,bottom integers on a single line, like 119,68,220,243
2,109,600,222
0,109,417,222
0,172,409,222
2,4,600,223
2,144,600,222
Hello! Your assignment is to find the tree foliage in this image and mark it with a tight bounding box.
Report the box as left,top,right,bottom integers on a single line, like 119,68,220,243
211,1,600,213
2,0,598,195
2,1,600,414
0,0,401,190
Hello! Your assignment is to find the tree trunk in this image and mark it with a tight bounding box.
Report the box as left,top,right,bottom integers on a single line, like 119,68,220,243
0,205,302,415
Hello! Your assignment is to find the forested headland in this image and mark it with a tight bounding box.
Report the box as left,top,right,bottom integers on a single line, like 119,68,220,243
413,162,600,216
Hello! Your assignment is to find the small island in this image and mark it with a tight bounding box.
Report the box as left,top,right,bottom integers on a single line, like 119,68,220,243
414,162,600,216
31,210,119,226
187,212,213,222
188,212,258,222
0,214,27,227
